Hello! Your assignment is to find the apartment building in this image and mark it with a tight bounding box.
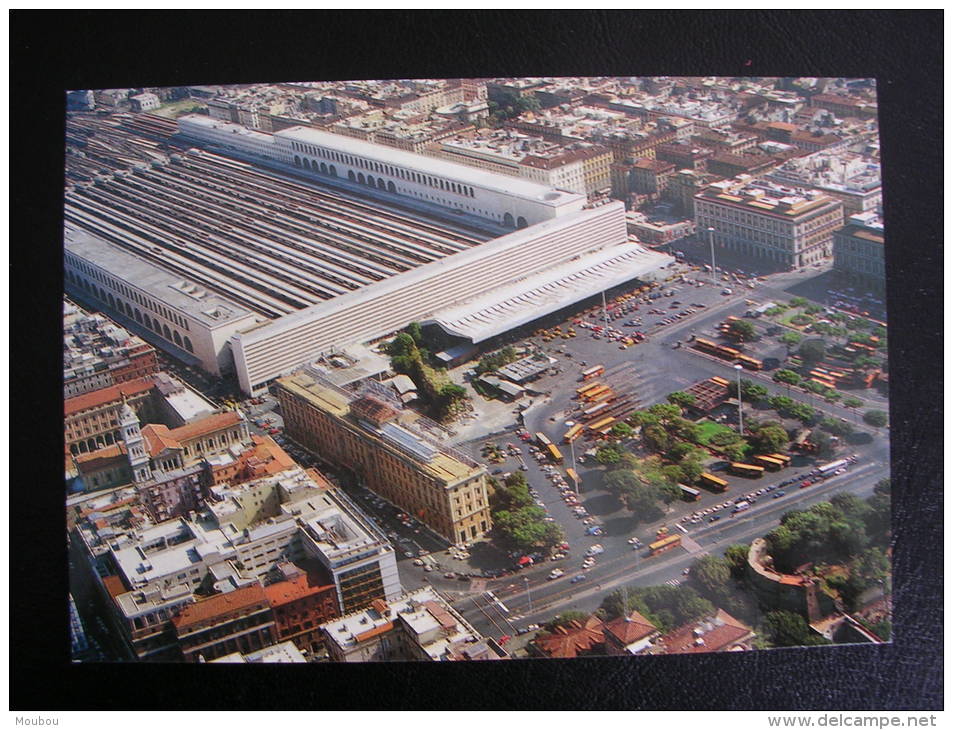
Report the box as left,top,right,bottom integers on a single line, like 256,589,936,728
695,176,844,269
832,213,885,295
276,371,490,544
172,583,277,662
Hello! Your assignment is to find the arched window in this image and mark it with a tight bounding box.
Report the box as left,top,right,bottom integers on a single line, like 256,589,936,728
347,169,355,181
517,216,528,229
134,309,142,323
329,165,337,177
387,180,396,193
183,336,193,353
173,331,182,347
378,177,385,189
367,176,375,188
303,158,310,170
357,173,365,184
294,155,301,167
320,162,327,174
152,317,161,332
503,212,515,228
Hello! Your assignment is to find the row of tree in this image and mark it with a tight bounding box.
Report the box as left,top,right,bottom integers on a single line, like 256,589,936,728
488,472,564,551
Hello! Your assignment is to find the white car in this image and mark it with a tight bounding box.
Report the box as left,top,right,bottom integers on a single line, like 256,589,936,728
586,544,604,557
582,558,595,568
548,569,565,580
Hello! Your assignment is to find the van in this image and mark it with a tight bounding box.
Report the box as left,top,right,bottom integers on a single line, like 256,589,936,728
731,501,750,514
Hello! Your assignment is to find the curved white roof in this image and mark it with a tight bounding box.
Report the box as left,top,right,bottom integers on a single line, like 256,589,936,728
427,244,674,342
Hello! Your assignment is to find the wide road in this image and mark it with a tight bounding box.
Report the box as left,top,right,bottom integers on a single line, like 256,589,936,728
452,457,888,639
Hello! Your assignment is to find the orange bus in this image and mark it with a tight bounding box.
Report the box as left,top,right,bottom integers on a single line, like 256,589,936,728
699,472,729,492
581,365,605,381
576,381,604,399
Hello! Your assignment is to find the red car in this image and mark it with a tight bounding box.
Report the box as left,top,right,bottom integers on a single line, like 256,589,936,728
268,427,281,435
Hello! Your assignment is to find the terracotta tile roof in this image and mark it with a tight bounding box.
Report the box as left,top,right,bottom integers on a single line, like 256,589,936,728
173,584,269,630
169,411,243,443
141,424,180,457
74,443,128,474
652,609,754,655
533,616,605,659
103,574,129,598
604,610,657,645
423,600,457,631
264,573,335,608
64,376,155,416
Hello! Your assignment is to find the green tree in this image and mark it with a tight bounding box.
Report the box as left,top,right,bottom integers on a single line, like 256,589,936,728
843,396,863,412
773,369,801,387
679,456,704,485
387,331,418,358
809,429,836,459
723,544,751,579
750,422,789,454
799,338,827,364
788,297,808,308
764,611,831,647
667,391,697,409
610,421,634,440
405,321,423,345
740,380,769,403
646,402,682,425
863,410,888,427
728,319,757,342
600,584,714,631
642,424,672,453
596,444,623,465
780,331,803,348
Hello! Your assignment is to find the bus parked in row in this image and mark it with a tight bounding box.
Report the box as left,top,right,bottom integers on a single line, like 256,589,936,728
752,454,785,471
699,472,729,492
580,364,605,381
729,462,765,478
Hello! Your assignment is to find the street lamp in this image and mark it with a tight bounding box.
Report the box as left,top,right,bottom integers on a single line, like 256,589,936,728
524,575,533,614
734,364,744,435
601,289,610,331
707,226,717,288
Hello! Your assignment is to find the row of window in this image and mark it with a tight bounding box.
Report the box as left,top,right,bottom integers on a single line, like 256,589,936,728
66,271,196,354
287,139,477,198
65,255,190,330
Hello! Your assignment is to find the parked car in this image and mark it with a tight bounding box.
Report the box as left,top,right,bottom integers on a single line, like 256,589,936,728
570,574,587,584
548,569,565,580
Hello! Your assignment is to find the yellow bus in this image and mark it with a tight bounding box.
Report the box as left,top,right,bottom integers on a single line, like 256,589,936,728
576,381,603,398
546,443,564,464
587,416,615,433
752,455,785,471
649,534,682,556
563,423,584,443
582,385,611,402
710,376,730,387
729,462,765,478
736,354,763,371
535,432,552,448
766,453,791,467
565,468,579,487
699,472,729,492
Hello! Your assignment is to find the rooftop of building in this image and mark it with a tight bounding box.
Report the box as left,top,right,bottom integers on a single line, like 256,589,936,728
603,610,659,646
263,570,336,607
278,373,480,483
268,123,585,206
532,615,606,659
64,375,156,416
64,226,258,329
210,640,308,663
646,609,754,655
172,583,269,630
698,175,841,218
427,240,674,344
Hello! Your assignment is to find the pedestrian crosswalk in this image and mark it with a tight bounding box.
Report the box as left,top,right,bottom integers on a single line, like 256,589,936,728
664,578,682,587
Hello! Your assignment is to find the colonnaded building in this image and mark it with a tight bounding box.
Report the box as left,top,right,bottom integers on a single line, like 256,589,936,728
63,112,674,396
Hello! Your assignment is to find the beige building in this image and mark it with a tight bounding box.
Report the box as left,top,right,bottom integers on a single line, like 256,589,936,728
276,371,490,544
694,176,844,268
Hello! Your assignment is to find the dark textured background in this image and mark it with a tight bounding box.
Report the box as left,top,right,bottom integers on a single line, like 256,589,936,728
11,10,941,710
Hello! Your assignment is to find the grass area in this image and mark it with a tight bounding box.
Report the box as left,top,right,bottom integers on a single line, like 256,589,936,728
694,420,735,445
778,308,814,328
151,99,207,119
